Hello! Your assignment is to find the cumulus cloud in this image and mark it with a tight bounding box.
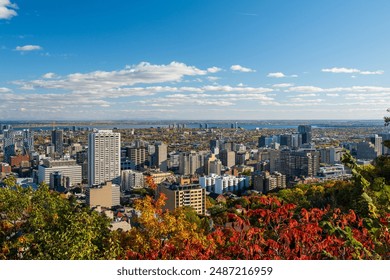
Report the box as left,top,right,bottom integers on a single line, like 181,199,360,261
42,72,57,79
0,87,12,93
230,65,256,73
0,0,17,20
322,67,384,75
15,62,207,92
267,72,286,78
207,66,222,73
15,45,43,52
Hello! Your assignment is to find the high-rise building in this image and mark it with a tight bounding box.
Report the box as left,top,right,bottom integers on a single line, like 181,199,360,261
253,171,286,193
258,136,275,148
280,149,320,179
154,142,168,171
298,125,312,145
356,141,378,160
219,149,236,168
210,139,219,152
51,129,64,157
379,132,390,155
179,151,198,175
121,169,144,192
88,130,121,186
22,129,34,154
3,129,15,164
126,146,146,170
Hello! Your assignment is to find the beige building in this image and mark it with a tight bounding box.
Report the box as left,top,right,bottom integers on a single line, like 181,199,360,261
146,170,174,185
158,184,206,215
86,182,120,208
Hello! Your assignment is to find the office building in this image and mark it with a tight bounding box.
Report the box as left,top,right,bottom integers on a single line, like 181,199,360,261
356,141,378,160
298,125,312,145
154,142,168,171
22,129,34,154
38,158,82,187
88,130,121,186
3,129,15,164
219,149,235,168
280,149,320,179
51,129,64,157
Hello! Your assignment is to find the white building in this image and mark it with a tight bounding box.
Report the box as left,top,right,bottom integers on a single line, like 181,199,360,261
88,130,121,186
38,158,82,187
199,174,249,194
318,164,346,179
121,169,144,192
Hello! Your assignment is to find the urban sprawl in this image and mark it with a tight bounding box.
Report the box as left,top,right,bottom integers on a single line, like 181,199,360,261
0,121,388,231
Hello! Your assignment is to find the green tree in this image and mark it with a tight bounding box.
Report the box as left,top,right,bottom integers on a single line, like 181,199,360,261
0,184,121,259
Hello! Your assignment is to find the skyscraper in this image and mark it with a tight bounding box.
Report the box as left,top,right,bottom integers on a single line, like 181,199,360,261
88,130,121,186
22,129,34,154
3,129,15,164
51,129,64,157
154,142,168,171
298,125,312,145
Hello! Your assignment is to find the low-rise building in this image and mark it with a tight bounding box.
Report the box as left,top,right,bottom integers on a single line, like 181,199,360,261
86,181,120,208
199,174,249,194
158,183,206,215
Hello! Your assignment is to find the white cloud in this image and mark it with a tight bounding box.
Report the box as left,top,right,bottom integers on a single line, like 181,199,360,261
207,76,220,82
0,87,12,93
207,67,222,73
286,85,390,93
322,67,384,75
286,86,324,93
360,70,385,75
272,83,294,88
295,93,318,97
0,0,17,20
15,45,43,52
42,72,56,79
267,72,286,78
230,65,256,73
15,61,208,92
326,93,339,97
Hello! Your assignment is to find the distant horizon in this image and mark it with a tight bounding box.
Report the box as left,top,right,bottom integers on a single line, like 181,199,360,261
0,119,385,123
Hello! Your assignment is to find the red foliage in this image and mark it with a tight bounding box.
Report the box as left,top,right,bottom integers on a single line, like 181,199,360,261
123,195,390,260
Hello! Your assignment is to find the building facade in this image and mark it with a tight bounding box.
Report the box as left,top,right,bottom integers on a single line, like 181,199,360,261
88,130,121,186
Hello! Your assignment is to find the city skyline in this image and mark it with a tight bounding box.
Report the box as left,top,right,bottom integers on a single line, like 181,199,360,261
1,1,390,120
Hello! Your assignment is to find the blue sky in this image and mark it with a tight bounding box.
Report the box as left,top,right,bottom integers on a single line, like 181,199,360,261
1,0,390,120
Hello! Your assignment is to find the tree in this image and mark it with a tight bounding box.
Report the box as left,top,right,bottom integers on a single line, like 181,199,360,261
0,183,120,260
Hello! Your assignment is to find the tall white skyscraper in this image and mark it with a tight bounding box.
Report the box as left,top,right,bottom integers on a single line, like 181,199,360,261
88,130,121,186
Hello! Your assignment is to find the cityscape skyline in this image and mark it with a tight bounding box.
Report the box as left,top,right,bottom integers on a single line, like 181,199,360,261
1,1,390,120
